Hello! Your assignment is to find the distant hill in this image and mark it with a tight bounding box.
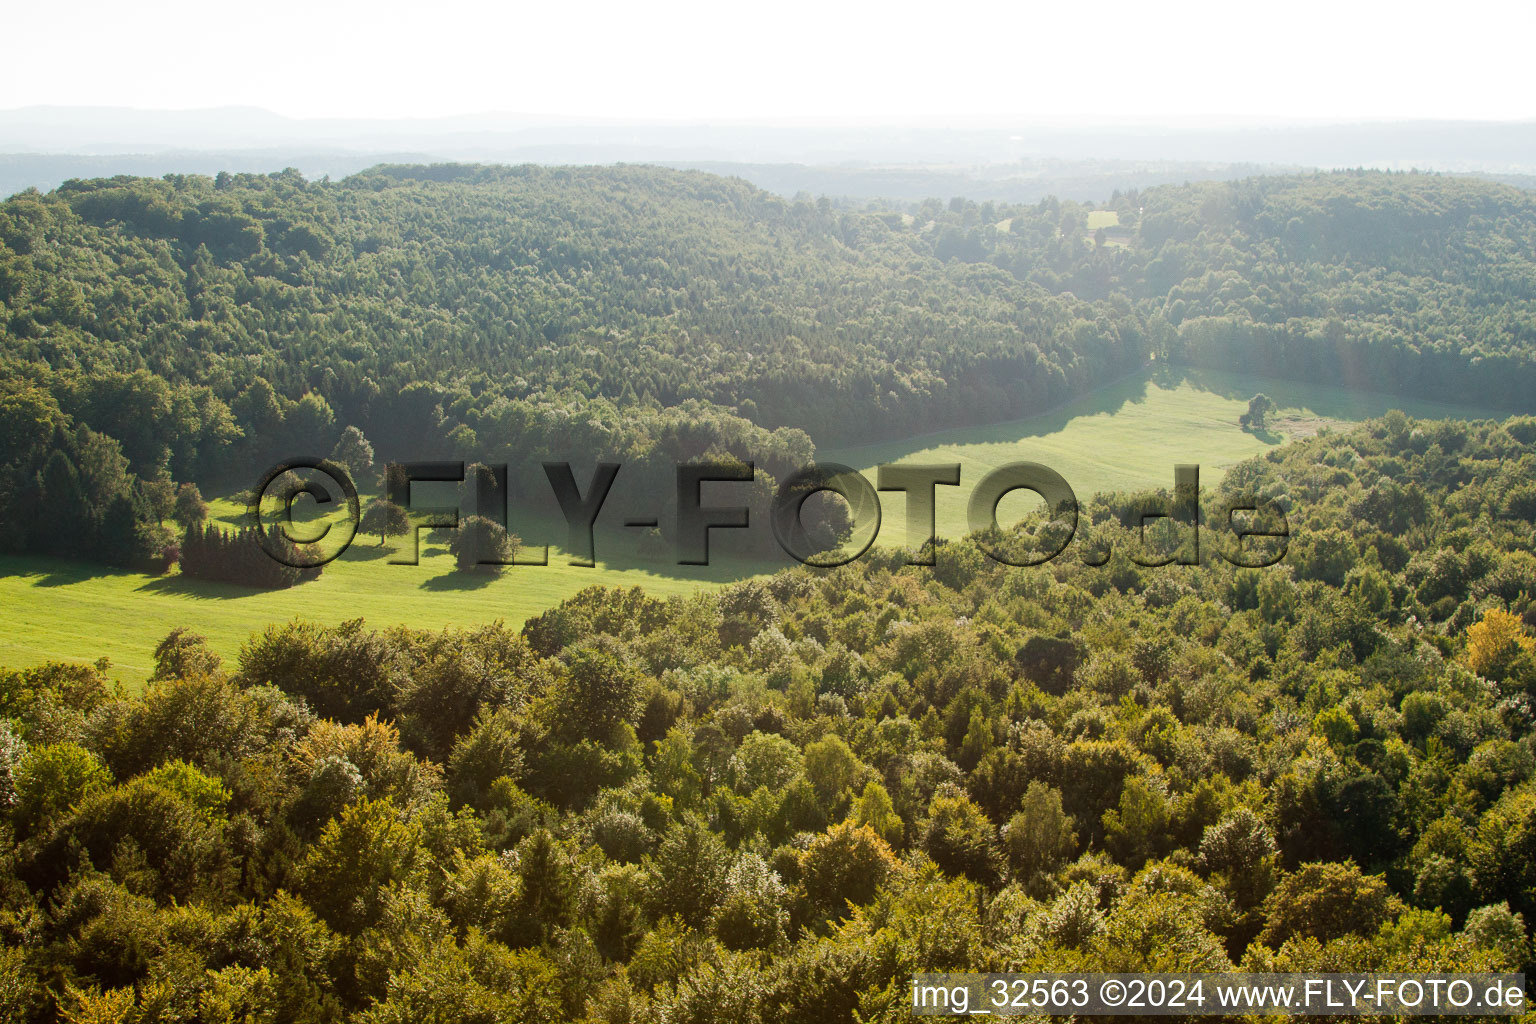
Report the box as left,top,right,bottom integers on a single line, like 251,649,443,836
4,161,1536,569
1,152,1305,207
3,164,1534,463
7,106,1536,202
5,107,1536,168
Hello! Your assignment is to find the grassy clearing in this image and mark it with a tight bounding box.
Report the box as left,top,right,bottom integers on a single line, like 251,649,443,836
1086,210,1121,229
825,365,1494,546
0,522,784,684
1,366,1494,684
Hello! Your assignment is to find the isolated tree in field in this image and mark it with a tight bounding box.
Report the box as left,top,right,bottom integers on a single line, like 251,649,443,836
328,425,374,481
449,515,518,570
1240,393,1277,430
361,498,410,546
172,482,208,530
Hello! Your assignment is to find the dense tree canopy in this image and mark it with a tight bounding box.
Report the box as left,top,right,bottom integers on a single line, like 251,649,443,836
2,414,1535,1020
7,161,1536,1019
5,165,1535,571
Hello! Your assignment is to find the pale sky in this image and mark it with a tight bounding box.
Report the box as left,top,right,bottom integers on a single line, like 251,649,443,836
4,0,1533,122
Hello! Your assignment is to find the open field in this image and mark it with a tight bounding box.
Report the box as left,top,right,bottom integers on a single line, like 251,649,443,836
0,366,1496,684
826,365,1496,546
0,530,783,685
1086,210,1121,229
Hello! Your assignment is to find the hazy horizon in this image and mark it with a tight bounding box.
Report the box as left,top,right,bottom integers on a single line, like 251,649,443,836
8,104,1534,128
6,104,1536,203
6,0,1534,122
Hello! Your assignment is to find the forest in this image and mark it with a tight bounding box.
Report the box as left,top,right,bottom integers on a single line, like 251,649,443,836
2,413,1536,1021
7,163,1536,1020
3,165,1536,572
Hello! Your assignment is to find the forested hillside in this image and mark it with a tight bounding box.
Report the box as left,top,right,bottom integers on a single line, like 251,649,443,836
5,164,1535,573
0,163,1146,463
2,413,1536,1021
954,171,1536,408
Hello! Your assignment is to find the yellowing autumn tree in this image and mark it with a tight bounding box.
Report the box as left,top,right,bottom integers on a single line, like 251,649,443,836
1466,608,1536,679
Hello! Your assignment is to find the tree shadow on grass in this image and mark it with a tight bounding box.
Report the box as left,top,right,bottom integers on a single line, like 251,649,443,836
341,545,393,562
1159,364,1506,422
829,368,1159,460
135,572,309,601
33,565,141,588
0,555,142,588
1240,425,1286,445
420,569,503,592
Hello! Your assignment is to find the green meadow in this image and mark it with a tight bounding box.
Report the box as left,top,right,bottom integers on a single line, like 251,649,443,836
0,534,781,684
0,366,1493,683
826,365,1495,550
